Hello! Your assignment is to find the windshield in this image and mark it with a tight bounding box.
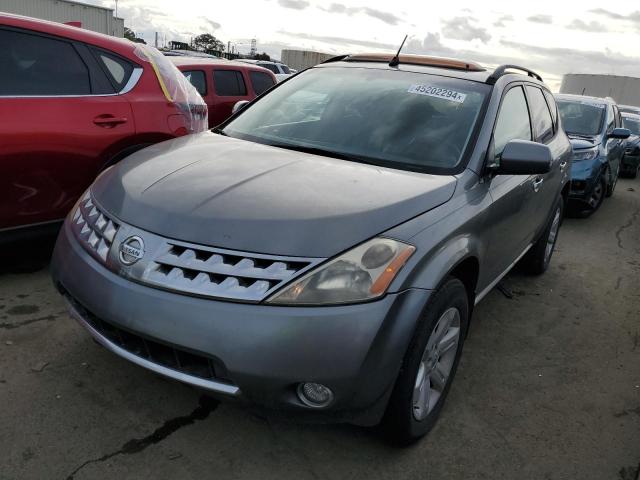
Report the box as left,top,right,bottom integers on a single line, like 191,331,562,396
222,67,490,173
623,116,640,135
557,99,605,136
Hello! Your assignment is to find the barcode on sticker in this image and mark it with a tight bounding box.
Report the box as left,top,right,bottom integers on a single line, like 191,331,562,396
408,84,466,103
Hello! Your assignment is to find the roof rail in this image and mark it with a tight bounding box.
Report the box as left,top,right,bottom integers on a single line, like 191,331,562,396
486,65,543,85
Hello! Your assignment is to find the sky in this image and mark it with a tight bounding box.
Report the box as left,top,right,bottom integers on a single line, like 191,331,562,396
89,0,640,91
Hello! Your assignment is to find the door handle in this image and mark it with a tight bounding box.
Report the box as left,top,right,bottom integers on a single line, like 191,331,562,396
532,177,544,192
93,115,128,127
559,160,568,172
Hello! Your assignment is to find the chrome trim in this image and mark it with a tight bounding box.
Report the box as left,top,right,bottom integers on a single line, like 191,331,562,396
64,298,241,396
474,243,532,305
119,67,144,94
0,67,143,98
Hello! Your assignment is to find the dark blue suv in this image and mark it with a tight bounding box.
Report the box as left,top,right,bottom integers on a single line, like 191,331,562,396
555,94,630,216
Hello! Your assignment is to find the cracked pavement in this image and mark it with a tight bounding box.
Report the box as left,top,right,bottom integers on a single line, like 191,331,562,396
1,180,639,480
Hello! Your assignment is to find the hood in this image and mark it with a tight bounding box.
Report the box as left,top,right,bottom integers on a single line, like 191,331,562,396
568,135,600,150
92,132,457,257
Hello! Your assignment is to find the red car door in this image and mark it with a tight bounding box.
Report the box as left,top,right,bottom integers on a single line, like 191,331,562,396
0,27,135,230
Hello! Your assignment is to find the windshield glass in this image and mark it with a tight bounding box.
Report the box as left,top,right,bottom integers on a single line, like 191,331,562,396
623,115,640,135
222,67,490,173
557,99,605,136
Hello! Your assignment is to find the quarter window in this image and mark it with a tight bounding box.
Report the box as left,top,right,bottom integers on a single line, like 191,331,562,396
95,51,134,91
493,86,532,161
213,70,247,96
543,90,558,129
0,29,90,96
182,70,207,96
606,105,615,133
526,86,554,143
249,71,275,95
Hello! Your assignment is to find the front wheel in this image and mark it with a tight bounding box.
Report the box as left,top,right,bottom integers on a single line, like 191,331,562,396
576,175,606,218
381,278,469,445
522,197,563,275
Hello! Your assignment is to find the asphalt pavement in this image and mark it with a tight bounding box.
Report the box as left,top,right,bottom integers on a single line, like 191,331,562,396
1,179,639,480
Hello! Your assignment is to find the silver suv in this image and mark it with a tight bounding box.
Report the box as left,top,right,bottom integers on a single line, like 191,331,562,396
52,54,571,443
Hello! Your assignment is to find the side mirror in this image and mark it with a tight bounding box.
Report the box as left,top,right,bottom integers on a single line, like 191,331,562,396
232,100,250,115
609,127,631,139
493,140,552,175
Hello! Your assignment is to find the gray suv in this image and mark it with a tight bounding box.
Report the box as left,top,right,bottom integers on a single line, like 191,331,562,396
52,54,571,443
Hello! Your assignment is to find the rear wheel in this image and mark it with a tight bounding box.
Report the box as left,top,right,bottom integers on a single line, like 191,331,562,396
522,198,563,274
381,278,469,445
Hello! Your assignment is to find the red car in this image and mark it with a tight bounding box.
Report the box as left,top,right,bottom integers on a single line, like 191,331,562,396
171,57,277,127
0,13,207,237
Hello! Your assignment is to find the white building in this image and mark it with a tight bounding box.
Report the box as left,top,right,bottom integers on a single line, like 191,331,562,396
0,0,124,37
281,49,334,71
560,74,640,107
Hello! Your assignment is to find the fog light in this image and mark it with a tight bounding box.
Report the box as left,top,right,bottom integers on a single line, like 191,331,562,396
297,382,334,408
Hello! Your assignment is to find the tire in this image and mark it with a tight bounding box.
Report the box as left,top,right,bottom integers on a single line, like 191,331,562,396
522,197,563,275
605,165,618,197
577,174,606,218
381,277,469,445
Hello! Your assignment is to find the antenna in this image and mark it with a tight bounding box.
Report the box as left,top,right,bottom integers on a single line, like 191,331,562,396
388,35,408,67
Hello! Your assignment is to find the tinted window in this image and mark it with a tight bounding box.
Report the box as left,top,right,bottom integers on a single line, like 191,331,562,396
543,90,558,128
623,115,640,135
0,29,90,95
494,86,532,160
614,106,622,128
249,71,275,95
526,86,554,143
223,67,490,174
259,63,279,74
213,70,247,96
183,70,207,96
557,99,605,136
94,50,133,90
280,64,291,74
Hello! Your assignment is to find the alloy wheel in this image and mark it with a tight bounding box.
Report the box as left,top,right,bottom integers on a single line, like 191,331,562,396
588,181,604,208
412,307,461,421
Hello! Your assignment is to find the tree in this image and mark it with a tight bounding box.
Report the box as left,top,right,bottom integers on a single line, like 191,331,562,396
193,33,225,53
124,27,146,44
254,52,270,61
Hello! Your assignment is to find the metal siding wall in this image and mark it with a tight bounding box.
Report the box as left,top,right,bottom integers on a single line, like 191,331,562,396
0,0,121,36
560,74,640,107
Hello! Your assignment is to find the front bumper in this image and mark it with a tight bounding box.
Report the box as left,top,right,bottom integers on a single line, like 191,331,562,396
51,221,431,425
568,159,599,201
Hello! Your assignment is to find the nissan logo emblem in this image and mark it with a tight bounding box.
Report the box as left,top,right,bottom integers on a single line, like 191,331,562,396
119,236,145,266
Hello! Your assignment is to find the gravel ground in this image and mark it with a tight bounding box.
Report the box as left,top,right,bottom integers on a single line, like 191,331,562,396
1,179,639,480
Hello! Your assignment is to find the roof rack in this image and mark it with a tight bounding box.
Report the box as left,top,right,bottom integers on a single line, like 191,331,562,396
320,53,485,72
486,65,543,85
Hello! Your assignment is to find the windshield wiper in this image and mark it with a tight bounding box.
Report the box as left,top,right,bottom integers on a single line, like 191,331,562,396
211,127,228,136
267,142,380,165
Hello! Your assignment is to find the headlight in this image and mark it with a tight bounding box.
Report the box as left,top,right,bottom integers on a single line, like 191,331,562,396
573,147,598,162
267,238,415,305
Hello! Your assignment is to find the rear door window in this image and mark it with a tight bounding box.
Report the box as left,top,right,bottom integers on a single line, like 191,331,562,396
493,86,532,160
249,71,275,95
213,70,247,96
259,63,280,74
526,86,554,143
182,70,207,96
0,28,90,96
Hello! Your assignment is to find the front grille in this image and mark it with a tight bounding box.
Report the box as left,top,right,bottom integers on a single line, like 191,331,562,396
67,295,232,383
71,191,119,263
141,242,319,302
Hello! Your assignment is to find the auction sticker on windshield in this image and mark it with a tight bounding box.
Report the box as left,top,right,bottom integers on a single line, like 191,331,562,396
408,85,466,104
